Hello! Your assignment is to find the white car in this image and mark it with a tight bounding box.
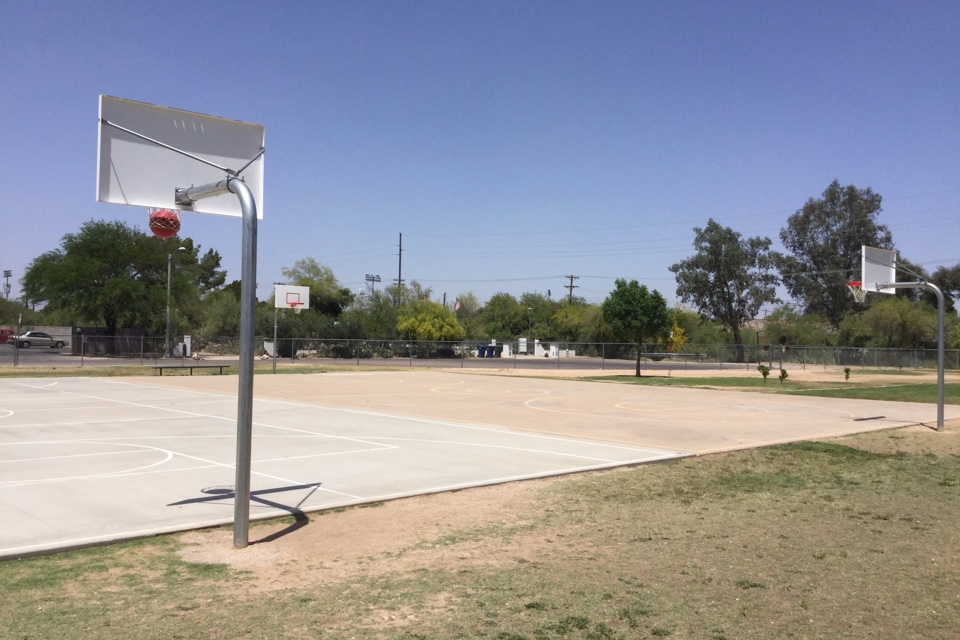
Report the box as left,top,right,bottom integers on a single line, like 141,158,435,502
15,331,66,348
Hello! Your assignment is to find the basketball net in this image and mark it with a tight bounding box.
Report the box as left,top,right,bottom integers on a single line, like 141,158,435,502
846,280,866,304
290,302,303,315
146,207,181,232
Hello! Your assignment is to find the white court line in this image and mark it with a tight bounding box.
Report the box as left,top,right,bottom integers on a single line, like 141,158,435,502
0,447,160,465
0,442,174,487
102,379,682,456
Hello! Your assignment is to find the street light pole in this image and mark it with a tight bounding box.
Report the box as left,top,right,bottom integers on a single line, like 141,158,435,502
165,247,186,358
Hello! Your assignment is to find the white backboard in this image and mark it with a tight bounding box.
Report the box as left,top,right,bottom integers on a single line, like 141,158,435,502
275,285,310,309
862,246,897,294
97,95,264,218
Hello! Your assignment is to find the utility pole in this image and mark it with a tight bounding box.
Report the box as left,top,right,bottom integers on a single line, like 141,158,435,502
564,275,579,303
2,270,11,300
364,274,381,294
394,233,404,287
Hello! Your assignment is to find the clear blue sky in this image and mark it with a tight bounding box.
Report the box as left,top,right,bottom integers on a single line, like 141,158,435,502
2,1,958,312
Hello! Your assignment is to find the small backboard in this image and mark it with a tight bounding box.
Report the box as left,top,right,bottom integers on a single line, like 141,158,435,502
97,95,264,218
861,246,897,294
275,285,310,310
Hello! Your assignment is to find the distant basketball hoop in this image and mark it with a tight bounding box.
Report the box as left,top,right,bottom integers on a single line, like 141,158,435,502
846,280,866,304
289,301,304,315
147,208,181,239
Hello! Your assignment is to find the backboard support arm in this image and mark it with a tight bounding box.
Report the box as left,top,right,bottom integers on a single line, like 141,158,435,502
878,281,946,431
177,177,258,547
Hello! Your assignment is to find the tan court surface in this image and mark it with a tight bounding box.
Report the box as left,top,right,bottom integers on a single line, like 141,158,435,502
2,370,955,557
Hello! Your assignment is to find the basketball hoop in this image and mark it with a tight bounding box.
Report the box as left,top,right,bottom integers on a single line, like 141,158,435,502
846,280,866,304
147,208,181,239
289,302,304,315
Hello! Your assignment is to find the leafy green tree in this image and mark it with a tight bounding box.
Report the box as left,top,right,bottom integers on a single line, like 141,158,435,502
520,292,558,341
481,293,526,341
931,263,960,314
453,291,483,339
670,219,780,362
601,279,671,376
778,181,892,325
357,290,401,339
761,307,835,347
280,257,353,316
198,288,241,339
397,299,465,341
21,220,223,337
552,302,605,343
838,296,938,348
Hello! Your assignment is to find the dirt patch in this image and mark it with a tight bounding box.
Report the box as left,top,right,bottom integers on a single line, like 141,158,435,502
178,480,547,592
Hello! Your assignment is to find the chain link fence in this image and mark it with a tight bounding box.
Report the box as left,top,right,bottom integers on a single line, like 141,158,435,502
2,334,957,372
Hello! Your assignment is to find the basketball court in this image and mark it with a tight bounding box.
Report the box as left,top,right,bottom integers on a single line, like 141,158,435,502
2,370,954,558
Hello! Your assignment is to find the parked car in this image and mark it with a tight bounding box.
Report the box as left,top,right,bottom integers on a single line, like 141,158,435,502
0,328,15,343
15,331,66,349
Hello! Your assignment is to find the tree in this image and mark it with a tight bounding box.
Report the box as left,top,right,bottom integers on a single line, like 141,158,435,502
931,263,960,314
281,257,353,316
21,220,218,337
601,279,670,376
778,180,892,324
761,306,835,347
481,293,526,341
838,296,938,349
358,289,401,340
452,291,483,339
552,302,605,343
520,292,558,341
670,219,780,362
396,299,465,342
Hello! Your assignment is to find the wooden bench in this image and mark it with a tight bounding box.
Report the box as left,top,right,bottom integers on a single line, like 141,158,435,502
154,363,231,376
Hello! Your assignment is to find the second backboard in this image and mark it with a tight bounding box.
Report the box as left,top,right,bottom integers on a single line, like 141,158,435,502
861,246,897,293
275,285,310,310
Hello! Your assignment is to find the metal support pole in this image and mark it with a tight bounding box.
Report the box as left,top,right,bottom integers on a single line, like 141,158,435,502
165,253,172,358
878,282,946,431
273,307,278,374
178,177,258,548
230,178,258,546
